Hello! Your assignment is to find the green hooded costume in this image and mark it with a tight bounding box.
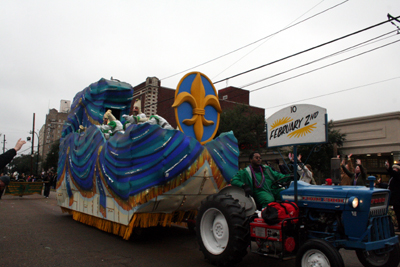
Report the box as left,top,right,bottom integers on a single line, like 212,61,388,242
231,165,292,208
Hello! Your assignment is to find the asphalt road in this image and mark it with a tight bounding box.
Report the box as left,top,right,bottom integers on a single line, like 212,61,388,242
0,192,370,267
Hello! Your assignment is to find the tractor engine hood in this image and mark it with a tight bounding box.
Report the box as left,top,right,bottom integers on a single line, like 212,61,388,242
281,181,389,213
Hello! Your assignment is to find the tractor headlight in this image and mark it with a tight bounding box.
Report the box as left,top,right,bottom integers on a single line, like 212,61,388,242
348,196,359,208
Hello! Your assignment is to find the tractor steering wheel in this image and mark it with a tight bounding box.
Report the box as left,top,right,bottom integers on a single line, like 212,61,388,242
270,174,294,189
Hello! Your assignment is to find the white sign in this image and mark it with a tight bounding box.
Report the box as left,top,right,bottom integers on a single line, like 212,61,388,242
266,104,327,148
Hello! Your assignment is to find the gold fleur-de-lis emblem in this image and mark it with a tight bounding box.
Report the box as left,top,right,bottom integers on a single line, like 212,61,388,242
173,72,222,144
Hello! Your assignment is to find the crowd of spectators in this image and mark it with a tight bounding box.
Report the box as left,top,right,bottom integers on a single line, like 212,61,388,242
264,152,400,231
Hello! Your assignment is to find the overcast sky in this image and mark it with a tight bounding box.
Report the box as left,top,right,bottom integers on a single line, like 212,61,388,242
1,0,399,155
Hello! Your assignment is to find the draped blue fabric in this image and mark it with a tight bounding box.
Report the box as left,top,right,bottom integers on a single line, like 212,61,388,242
57,78,239,211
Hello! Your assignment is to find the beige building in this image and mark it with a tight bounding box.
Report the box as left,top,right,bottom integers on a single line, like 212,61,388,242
238,111,400,184
332,111,400,182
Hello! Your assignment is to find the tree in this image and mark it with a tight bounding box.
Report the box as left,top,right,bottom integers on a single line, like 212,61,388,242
294,120,346,184
43,140,60,172
8,154,32,176
217,104,265,153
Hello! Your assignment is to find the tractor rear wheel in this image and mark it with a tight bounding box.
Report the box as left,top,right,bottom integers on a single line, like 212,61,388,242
196,194,250,266
356,243,400,267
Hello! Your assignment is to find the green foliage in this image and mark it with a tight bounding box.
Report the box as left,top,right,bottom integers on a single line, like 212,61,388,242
7,154,32,175
43,140,60,172
295,120,346,184
217,104,265,153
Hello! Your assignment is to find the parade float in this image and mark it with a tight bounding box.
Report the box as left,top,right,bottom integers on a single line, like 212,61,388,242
56,72,239,240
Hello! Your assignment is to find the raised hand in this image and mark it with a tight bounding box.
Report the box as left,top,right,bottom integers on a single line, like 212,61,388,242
14,138,26,152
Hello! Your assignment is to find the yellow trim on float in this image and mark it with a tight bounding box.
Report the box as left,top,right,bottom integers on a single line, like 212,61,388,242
61,207,197,240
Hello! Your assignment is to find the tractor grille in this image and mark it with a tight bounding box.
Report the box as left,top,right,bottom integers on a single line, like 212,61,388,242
369,192,389,217
366,215,395,242
370,207,387,217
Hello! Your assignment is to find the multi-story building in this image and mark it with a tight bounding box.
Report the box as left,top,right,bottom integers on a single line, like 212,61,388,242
130,77,176,127
38,125,45,172
60,100,71,113
218,86,264,116
130,77,264,129
39,100,70,170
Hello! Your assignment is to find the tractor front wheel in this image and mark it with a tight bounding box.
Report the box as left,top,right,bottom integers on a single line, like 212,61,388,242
196,194,249,267
296,239,344,267
356,243,400,267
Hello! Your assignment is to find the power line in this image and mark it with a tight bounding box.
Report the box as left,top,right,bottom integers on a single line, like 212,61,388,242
161,0,349,81
249,38,400,92
240,30,399,88
144,30,399,111
142,14,400,111
208,34,400,104
265,76,400,110
211,0,328,80
213,15,400,85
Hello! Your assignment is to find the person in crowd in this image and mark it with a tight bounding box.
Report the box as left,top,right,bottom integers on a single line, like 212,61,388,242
264,160,277,172
375,177,388,189
51,172,57,189
0,139,26,199
0,176,10,199
230,152,292,209
43,170,55,198
276,159,290,174
386,161,400,231
288,153,316,185
325,178,332,185
341,157,367,186
337,154,353,185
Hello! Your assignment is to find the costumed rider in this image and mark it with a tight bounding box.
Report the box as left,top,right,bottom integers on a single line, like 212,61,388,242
97,110,124,139
76,125,86,134
122,99,148,129
231,152,293,209
146,115,174,130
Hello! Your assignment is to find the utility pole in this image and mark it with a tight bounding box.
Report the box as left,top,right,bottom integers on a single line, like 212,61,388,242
31,113,35,176
1,134,4,174
36,135,39,176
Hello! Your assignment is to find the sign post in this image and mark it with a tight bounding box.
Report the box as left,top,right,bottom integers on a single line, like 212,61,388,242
266,104,328,203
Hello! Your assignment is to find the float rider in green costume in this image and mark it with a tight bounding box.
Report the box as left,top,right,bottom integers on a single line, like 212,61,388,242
231,152,293,209
98,110,124,139
122,99,148,130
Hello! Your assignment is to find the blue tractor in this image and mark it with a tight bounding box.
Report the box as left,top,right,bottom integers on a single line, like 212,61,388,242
196,177,400,267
